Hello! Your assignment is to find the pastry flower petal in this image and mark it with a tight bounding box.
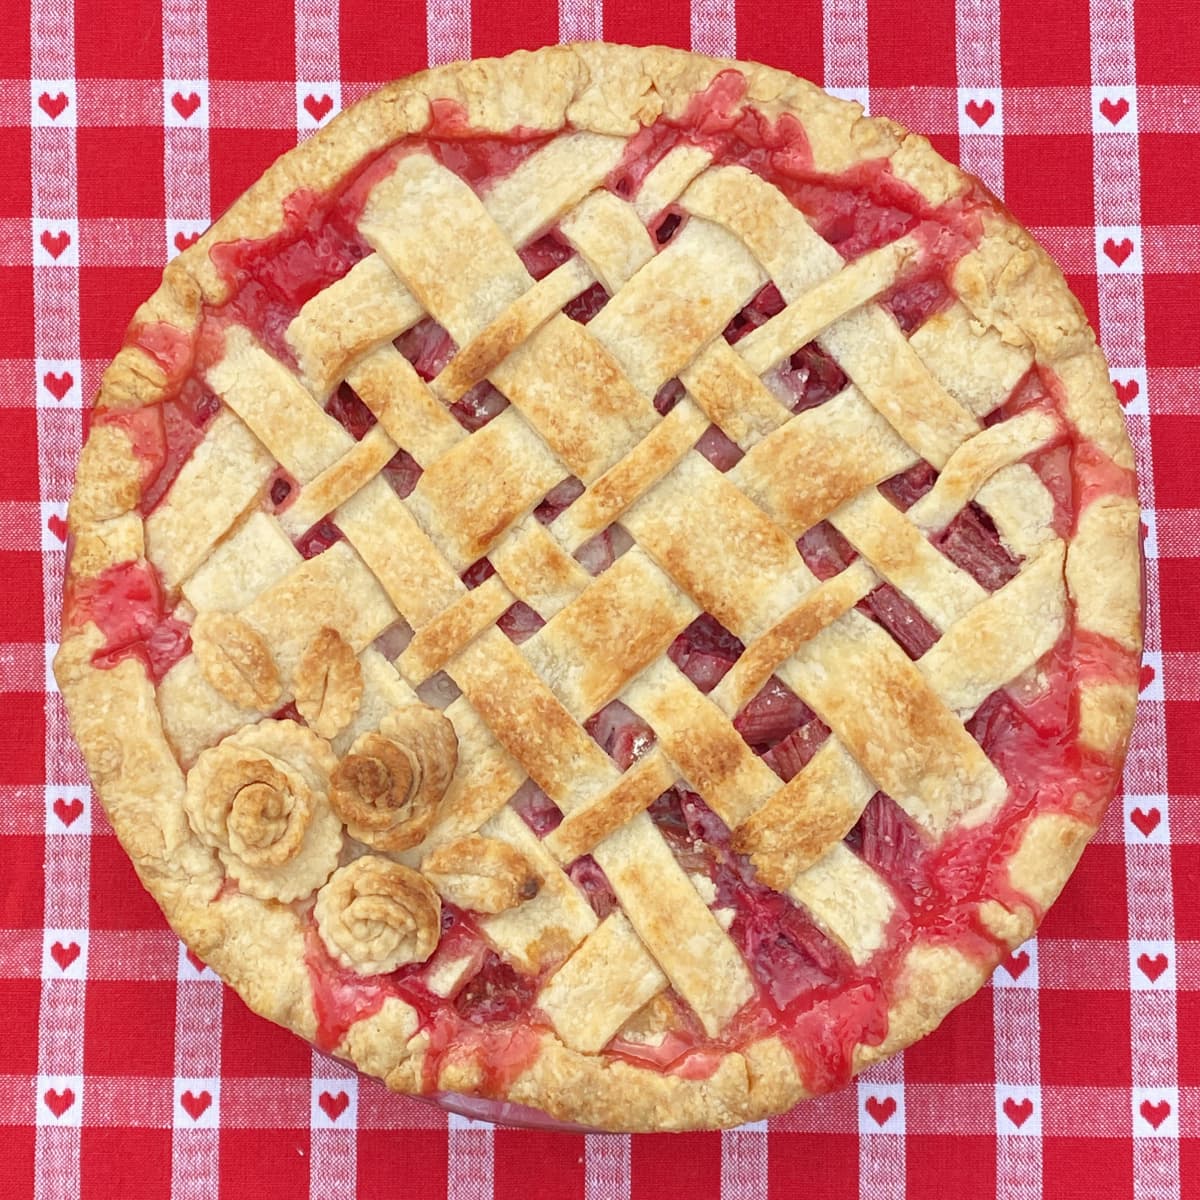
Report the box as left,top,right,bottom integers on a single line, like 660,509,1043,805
330,704,457,851
315,855,441,975
184,719,342,902
422,834,541,914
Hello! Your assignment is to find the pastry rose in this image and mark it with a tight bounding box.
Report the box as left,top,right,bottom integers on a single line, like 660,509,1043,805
184,719,342,902
330,704,457,851
293,626,363,738
422,835,541,914
315,855,441,974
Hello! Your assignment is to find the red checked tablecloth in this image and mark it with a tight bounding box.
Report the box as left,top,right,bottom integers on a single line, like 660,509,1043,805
1,1,1196,1197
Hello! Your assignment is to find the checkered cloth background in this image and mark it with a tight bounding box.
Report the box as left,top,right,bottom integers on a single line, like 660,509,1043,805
1,0,1195,1196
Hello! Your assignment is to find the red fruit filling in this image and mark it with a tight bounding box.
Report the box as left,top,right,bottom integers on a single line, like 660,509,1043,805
668,613,745,693
461,557,496,589
563,281,609,324
497,601,544,644
767,343,850,414
734,676,813,750
567,856,619,919
451,381,508,432
382,447,422,499
585,699,657,769
878,461,938,511
294,519,343,559
517,231,574,280
695,424,744,471
796,521,858,579
933,503,1021,591
534,476,584,524
396,317,456,381
325,382,376,439
64,559,191,684
653,378,686,415
94,379,221,517
509,780,563,837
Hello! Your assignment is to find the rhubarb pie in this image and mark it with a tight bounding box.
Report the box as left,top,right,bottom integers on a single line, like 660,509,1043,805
55,44,1143,1131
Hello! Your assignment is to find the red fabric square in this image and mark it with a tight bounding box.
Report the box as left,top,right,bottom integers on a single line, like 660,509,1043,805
906,1135,996,1199
0,268,34,360
220,1128,310,1200
1178,992,1200,1086
0,129,30,217
74,0,161,80
1044,1135,1132,1200
1172,843,1200,940
868,0,956,86
738,4,826,85
1151,419,1200,509
0,0,29,78
1140,135,1200,225
1003,136,1094,227
1040,990,1131,1085
1137,4,1198,84
0,409,41,502
85,980,177,1076
76,127,165,218
927,133,962,170
769,1132,858,1198
1001,0,1092,84
473,6,557,61
2,694,45,784
1166,703,1200,797
1158,559,1200,651
1,837,44,928
494,1130,585,1199
0,1125,34,1199
208,0,294,81
0,554,44,641
0,981,42,1073
221,988,314,1079
631,1132,721,1193
339,0,426,84
79,266,164,360
601,0,691,52
80,1127,171,1200
208,129,298,222
88,834,170,930
1144,274,1200,368
1037,842,1128,940
358,1128,447,1199
904,985,995,1082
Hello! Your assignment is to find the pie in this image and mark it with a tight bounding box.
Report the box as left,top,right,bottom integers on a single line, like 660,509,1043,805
55,44,1143,1132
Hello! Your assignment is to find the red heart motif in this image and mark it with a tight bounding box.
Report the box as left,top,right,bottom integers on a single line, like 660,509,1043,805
1113,379,1139,406
1137,952,1168,982
172,91,202,119
50,941,80,969
1104,237,1134,266
1002,948,1030,980
185,949,207,973
40,229,70,259
47,514,68,544
1130,806,1161,837
1099,97,1130,125
965,99,995,127
1139,663,1156,693
45,1088,75,1117
304,93,334,122
39,91,69,119
319,1090,350,1120
53,796,83,826
181,1089,212,1120
44,370,74,400
1003,1096,1033,1128
1140,1099,1170,1129
174,231,200,252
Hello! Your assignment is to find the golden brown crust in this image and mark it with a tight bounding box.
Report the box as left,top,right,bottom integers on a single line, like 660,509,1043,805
54,43,1141,1132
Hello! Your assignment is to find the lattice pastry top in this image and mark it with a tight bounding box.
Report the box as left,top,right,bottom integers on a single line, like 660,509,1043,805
56,44,1143,1132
